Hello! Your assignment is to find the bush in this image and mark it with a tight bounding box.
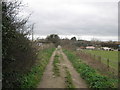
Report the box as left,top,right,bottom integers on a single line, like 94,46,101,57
2,1,37,88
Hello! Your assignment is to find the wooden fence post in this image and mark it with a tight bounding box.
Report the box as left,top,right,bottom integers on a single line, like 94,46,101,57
107,59,109,71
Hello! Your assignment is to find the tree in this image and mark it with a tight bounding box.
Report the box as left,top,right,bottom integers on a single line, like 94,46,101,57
46,34,60,47
2,0,37,88
71,37,76,41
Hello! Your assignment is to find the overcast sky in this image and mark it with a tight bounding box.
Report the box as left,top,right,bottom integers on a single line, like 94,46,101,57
21,0,118,41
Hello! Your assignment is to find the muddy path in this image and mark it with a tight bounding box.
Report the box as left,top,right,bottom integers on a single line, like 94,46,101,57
37,47,87,88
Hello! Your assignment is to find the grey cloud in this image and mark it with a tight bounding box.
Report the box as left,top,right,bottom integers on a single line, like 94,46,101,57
22,0,118,40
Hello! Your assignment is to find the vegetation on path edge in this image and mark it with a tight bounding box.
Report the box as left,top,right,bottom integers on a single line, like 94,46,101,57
21,48,55,88
53,54,60,76
65,67,75,88
63,49,118,88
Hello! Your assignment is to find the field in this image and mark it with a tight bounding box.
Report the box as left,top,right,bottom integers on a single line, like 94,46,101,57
84,50,118,70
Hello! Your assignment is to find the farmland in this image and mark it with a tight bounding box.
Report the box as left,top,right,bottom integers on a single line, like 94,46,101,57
2,0,119,89
3,43,118,88
84,50,118,70
36,46,118,88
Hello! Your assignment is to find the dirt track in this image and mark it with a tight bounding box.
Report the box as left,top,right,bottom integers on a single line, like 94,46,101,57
37,46,87,88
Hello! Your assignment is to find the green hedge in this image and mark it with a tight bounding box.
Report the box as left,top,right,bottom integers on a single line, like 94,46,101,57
63,49,117,88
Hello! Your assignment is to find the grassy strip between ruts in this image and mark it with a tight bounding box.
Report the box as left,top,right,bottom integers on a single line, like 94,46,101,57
53,54,60,76
20,48,55,88
63,49,118,88
65,67,75,89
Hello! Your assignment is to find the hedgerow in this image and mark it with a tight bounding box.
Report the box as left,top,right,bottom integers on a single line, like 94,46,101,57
2,1,37,88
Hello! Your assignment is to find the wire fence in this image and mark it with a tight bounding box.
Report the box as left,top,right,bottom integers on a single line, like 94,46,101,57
80,50,118,71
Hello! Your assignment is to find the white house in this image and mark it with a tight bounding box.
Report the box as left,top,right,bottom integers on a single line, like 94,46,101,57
101,47,111,51
86,46,95,50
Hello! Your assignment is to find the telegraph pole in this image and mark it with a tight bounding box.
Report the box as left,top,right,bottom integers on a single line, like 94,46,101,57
31,24,35,41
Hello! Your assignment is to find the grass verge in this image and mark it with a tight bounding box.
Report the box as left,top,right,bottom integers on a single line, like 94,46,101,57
53,54,60,76
65,67,75,88
20,48,55,88
63,49,118,88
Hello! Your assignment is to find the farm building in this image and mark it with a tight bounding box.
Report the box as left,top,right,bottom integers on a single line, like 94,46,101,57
101,47,112,51
86,46,95,50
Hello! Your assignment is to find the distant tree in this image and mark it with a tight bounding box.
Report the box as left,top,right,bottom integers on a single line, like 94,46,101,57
46,34,60,47
60,39,76,50
101,42,118,49
71,37,76,41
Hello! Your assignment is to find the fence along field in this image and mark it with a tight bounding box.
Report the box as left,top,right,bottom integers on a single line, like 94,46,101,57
63,49,118,88
84,50,118,71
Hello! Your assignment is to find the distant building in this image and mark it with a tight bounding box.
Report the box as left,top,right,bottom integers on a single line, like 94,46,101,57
86,46,95,50
101,47,112,51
